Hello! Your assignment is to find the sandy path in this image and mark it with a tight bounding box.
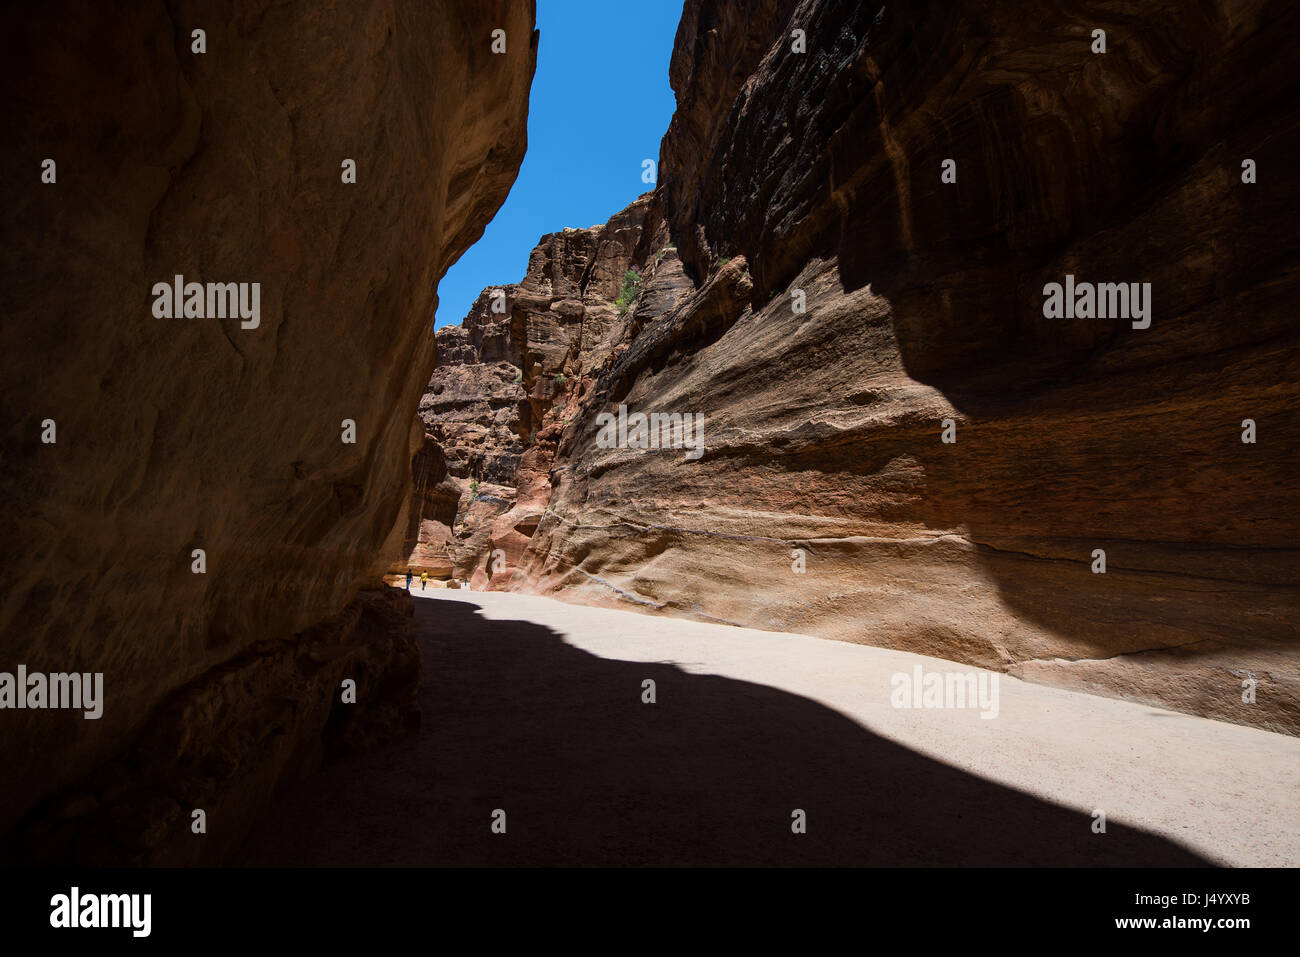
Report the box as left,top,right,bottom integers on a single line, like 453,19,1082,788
238,588,1299,866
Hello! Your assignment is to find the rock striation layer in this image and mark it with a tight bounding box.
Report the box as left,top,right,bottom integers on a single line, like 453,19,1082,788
0,0,537,862
431,0,1300,734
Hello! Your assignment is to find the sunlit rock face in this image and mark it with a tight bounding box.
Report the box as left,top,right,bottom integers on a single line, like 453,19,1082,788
432,0,1300,734
410,194,671,587
0,0,537,862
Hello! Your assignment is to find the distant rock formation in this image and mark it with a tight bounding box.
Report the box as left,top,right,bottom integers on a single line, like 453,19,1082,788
0,0,537,862
425,0,1300,735
409,194,689,587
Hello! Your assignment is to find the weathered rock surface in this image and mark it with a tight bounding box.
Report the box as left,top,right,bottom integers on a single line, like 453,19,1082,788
405,194,690,587
0,0,537,861
437,0,1300,734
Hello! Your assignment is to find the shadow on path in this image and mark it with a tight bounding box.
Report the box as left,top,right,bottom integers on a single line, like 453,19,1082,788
236,595,1210,866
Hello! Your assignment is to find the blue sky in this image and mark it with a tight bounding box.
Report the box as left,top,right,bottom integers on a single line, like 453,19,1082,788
434,0,683,328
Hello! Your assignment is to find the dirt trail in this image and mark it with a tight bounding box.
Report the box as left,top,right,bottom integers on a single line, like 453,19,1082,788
237,589,1299,866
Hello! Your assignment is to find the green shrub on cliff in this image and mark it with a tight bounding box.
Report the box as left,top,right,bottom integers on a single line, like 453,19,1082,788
615,269,641,314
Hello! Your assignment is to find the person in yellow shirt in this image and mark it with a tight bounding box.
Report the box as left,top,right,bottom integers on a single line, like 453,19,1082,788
420,570,429,591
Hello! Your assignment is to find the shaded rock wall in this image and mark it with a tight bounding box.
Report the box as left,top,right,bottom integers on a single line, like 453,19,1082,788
1,0,537,860
441,0,1300,734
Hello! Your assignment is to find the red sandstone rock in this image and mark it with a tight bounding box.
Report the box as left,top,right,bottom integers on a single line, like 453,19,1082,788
433,0,1300,736
0,0,537,861
405,194,693,588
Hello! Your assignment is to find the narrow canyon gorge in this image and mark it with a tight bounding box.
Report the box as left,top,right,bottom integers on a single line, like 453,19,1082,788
404,0,1299,740
1,0,1297,868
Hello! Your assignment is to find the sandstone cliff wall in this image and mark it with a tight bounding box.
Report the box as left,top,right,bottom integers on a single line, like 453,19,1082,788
1,0,536,862
409,194,687,587
435,0,1300,734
